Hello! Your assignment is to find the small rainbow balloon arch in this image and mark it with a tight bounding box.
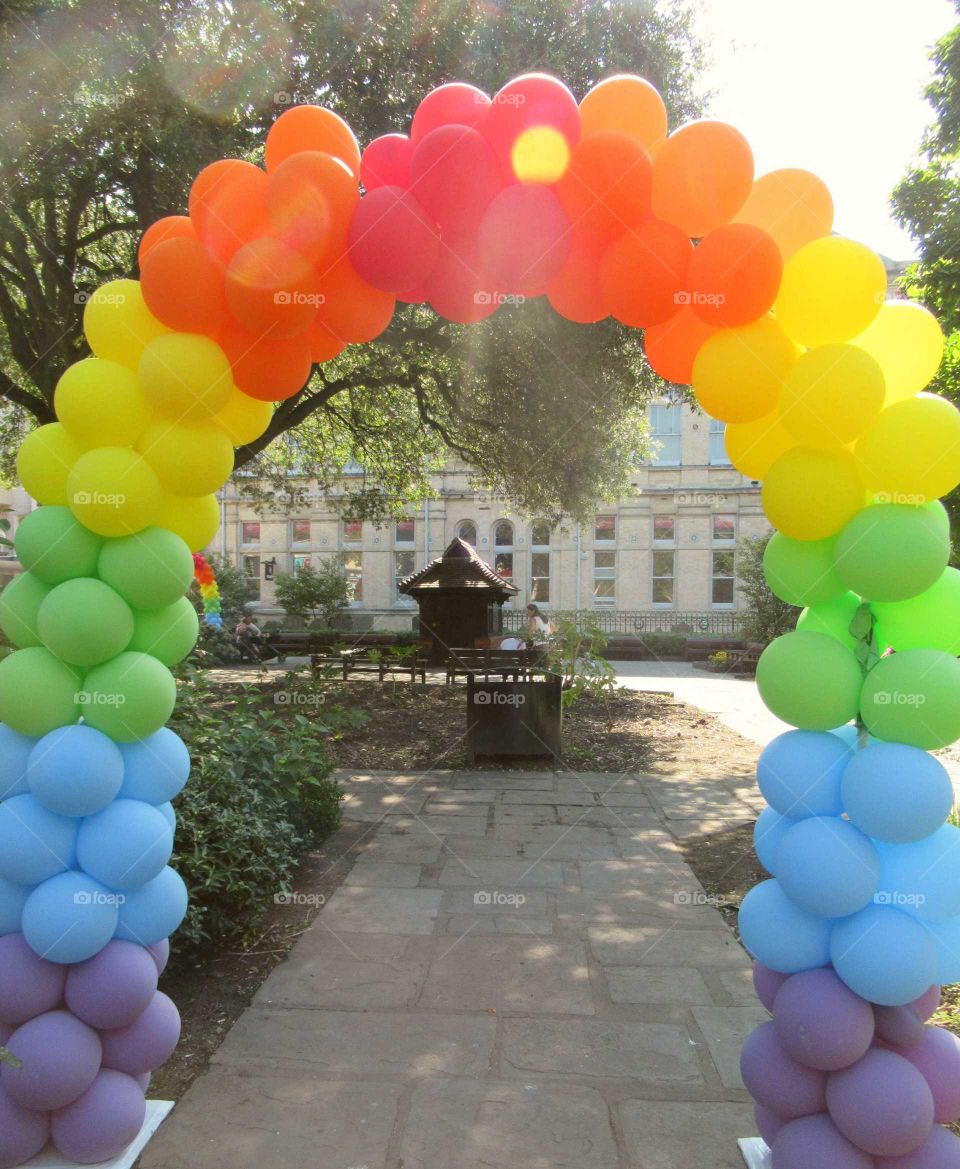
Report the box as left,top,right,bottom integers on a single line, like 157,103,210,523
1,72,960,1167
192,554,222,629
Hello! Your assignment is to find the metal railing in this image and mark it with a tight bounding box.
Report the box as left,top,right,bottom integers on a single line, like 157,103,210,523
502,609,741,636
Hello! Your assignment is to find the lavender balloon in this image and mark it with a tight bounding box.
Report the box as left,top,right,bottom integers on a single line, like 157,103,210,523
876,1003,928,1049
100,991,180,1076
0,933,66,1025
754,961,790,1012
772,1114,875,1169
876,1125,960,1168
2,1009,101,1110
773,969,875,1071
902,1027,960,1125
147,937,170,975
0,1082,50,1169
740,1021,827,1119
827,1048,935,1157
51,1069,146,1164
65,941,158,1030
754,1102,788,1147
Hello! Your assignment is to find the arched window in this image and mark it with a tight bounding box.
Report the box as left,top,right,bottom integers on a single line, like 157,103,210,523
531,521,550,602
494,520,513,547
493,521,513,581
458,520,477,547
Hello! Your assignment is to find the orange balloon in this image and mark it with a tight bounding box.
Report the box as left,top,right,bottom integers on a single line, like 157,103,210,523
579,75,668,155
734,169,834,261
600,220,693,328
265,105,361,177
687,224,783,327
138,216,194,266
189,159,270,266
644,308,718,385
141,236,227,336
546,230,610,324
652,121,754,238
315,254,396,344
304,317,347,364
267,151,359,266
555,131,653,242
218,321,313,402
225,237,322,340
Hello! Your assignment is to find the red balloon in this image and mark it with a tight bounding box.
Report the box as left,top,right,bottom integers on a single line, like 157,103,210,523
423,235,500,324
189,159,270,265
546,229,610,323
360,134,413,190
225,236,321,339
600,220,694,327
138,216,194,266
218,321,313,402
483,73,581,173
644,308,719,384
477,185,572,296
348,186,441,294
411,82,491,142
141,236,226,335
688,223,783,327
410,124,504,234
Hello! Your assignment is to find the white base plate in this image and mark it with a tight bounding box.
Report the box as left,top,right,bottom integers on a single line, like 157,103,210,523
739,1137,773,1168
23,1101,174,1169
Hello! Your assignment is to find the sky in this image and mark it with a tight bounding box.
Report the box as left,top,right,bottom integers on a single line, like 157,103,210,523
691,0,956,259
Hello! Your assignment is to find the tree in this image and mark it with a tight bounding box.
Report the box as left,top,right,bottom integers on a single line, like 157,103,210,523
0,0,705,522
891,2,960,553
736,534,800,646
273,561,352,626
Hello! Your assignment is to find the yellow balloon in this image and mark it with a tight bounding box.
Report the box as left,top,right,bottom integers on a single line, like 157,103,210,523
779,344,885,448
137,419,234,497
852,301,945,404
15,424,82,506
214,389,273,445
692,318,799,423
725,412,798,479
54,358,153,449
855,394,960,504
66,447,163,537
762,446,866,540
156,492,221,552
138,334,234,421
82,280,168,369
775,237,887,347
733,169,833,261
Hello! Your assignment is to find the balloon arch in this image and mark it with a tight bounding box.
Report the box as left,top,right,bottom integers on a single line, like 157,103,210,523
2,72,960,1168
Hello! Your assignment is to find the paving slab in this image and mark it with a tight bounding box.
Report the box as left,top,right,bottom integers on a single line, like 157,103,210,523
589,925,751,969
356,835,444,863
441,889,549,915
383,813,489,836
444,913,556,935
436,858,566,890
606,965,714,1006
692,1004,769,1090
619,1100,757,1169
344,861,422,887
319,886,442,934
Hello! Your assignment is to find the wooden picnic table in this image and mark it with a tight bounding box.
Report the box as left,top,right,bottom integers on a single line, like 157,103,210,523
445,646,551,685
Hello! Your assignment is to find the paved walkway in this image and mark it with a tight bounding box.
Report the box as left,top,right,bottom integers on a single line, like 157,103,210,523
142,768,766,1169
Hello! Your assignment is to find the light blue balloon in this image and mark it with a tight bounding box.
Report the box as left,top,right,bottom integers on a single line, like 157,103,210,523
757,730,851,817
27,724,124,817
842,743,953,844
115,866,188,945
876,825,960,922
0,723,36,799
753,806,797,875
830,904,938,1006
0,794,77,885
21,870,119,963
926,916,960,984
776,817,881,918
738,878,832,974
0,876,30,936
156,802,176,834
77,799,173,891
829,723,861,748
118,728,190,805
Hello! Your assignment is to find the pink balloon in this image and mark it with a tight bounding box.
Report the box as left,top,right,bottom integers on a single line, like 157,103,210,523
827,1049,935,1157
411,82,491,141
410,124,504,233
2,1009,101,1111
876,1125,960,1168
773,1114,875,1169
348,186,441,294
740,1021,827,1119
360,134,412,190
902,1027,960,1124
754,961,790,1012
100,991,181,1076
477,185,571,295
423,234,499,324
51,1069,146,1164
0,1081,50,1169
483,72,581,171
0,932,66,1025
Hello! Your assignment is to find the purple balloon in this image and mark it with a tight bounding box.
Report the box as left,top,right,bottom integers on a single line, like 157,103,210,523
916,986,941,1022
754,961,790,1012
65,940,158,1030
754,1102,788,1147
740,1021,827,1118
876,1003,928,1049
0,932,66,1025
0,1022,12,1045
902,1027,960,1125
773,1114,875,1169
828,1048,935,1157
147,937,170,975
51,1069,146,1164
0,1081,50,1169
876,1125,960,1168
1,1009,101,1110
773,969,875,1071
135,1071,151,1091
100,991,180,1075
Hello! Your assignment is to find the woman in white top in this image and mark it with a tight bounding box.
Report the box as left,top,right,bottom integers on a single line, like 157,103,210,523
526,603,553,644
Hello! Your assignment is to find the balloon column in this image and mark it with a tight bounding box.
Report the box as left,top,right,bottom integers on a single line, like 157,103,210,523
1,72,959,1167
192,554,223,629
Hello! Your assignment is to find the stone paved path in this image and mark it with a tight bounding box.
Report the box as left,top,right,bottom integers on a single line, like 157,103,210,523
141,769,767,1169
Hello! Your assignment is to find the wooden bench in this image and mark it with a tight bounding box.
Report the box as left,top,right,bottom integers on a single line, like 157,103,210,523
445,647,550,685
728,642,764,675
311,648,427,683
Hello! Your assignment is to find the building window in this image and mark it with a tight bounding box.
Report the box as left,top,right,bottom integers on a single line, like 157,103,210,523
394,550,416,604
292,519,311,545
458,520,477,547
710,418,731,465
242,555,260,601
343,552,362,603
712,550,736,607
712,514,736,543
292,554,311,575
593,551,615,603
395,517,415,546
342,459,364,475
652,515,675,545
343,518,362,545
241,521,260,546
594,515,616,543
494,520,513,581
650,404,682,466
652,550,675,606
531,521,550,603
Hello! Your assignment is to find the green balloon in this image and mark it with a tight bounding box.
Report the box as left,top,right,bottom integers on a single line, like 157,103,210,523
756,631,863,731
861,649,960,750
834,504,949,602
0,647,80,736
79,650,177,742
98,526,194,610
37,578,134,667
14,506,103,585
874,568,960,656
129,597,199,666
0,572,51,647
796,591,863,651
764,533,846,607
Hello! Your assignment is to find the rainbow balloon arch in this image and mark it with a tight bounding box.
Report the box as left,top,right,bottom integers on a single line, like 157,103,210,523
1,71,960,1168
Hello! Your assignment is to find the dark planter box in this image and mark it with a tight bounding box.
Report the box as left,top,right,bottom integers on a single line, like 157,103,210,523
466,676,562,762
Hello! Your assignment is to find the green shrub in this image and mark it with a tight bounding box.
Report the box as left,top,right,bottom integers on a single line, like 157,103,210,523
636,632,687,658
